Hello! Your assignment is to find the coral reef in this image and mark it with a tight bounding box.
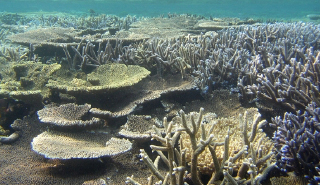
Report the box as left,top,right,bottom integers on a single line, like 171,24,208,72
270,175,308,185
37,103,104,129
127,108,275,185
32,102,132,160
0,46,29,62
118,115,163,141
0,12,138,30
46,63,150,93
31,130,132,159
89,74,195,119
179,108,273,179
271,102,320,184
236,23,320,113
62,39,142,70
1,11,320,184
7,27,78,46
0,131,21,144
0,61,61,107
0,98,31,144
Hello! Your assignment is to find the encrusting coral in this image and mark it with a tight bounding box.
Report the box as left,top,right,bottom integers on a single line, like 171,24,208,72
0,61,61,107
126,108,275,185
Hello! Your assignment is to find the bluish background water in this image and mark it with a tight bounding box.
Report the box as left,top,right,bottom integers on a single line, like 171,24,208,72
0,0,319,20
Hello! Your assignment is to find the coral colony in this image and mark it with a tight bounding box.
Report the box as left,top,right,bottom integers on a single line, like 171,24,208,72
0,12,320,184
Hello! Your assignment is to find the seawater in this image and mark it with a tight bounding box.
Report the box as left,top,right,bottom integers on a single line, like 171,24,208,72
0,0,319,20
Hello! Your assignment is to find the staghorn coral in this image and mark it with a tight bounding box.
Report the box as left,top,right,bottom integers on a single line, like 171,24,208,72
62,39,130,70
126,108,275,185
150,21,320,100
179,108,274,184
179,109,270,174
236,22,320,114
31,130,132,159
0,46,29,62
126,114,189,185
239,47,320,114
271,102,320,184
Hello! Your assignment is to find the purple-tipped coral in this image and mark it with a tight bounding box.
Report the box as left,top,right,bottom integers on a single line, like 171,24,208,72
271,102,320,183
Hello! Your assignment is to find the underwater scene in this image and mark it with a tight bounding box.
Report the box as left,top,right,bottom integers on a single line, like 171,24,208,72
1,0,320,184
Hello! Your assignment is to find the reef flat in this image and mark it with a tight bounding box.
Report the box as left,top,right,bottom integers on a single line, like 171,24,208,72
0,12,319,184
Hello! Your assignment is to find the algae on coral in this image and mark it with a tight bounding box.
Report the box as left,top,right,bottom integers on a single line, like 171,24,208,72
0,61,61,106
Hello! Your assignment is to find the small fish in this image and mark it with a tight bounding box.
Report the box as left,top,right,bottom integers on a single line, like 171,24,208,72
0,98,10,119
0,98,29,129
0,98,15,115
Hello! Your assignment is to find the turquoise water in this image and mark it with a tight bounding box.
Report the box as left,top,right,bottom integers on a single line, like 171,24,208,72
1,0,319,20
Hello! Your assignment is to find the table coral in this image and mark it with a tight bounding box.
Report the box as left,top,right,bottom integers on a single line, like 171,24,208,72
31,130,132,159
46,63,150,93
37,103,104,129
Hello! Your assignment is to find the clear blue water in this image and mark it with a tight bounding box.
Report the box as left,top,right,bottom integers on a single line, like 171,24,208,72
0,0,319,20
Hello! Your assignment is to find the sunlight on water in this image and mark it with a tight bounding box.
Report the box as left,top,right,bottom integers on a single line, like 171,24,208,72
1,0,319,20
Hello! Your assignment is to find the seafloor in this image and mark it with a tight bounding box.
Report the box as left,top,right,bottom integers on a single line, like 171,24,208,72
0,12,319,185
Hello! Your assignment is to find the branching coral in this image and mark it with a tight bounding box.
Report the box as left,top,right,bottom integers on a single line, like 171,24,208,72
62,39,128,70
0,46,29,62
0,12,138,30
237,23,320,114
239,47,320,114
126,116,187,185
126,108,275,185
180,108,274,184
271,102,320,184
